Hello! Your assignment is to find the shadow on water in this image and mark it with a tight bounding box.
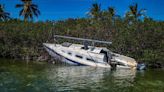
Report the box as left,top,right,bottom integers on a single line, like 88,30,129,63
0,59,164,92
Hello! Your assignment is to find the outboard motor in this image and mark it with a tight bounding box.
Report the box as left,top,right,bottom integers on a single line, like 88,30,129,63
108,56,117,70
107,52,117,69
109,61,117,70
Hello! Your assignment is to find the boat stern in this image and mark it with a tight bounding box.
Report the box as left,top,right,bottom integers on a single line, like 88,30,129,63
112,53,137,68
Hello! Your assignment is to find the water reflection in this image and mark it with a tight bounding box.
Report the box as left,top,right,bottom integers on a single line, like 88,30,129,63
1,60,163,92
44,66,137,91
112,69,136,87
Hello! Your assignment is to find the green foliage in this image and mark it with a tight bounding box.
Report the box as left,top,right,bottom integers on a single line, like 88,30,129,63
15,0,40,21
0,4,10,21
127,3,146,20
0,2,163,64
0,18,163,63
88,3,102,20
0,20,53,59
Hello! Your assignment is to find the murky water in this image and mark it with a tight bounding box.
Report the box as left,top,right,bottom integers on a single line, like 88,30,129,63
0,59,164,92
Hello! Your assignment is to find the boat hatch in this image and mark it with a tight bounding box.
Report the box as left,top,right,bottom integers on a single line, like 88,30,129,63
62,42,72,47
87,48,103,53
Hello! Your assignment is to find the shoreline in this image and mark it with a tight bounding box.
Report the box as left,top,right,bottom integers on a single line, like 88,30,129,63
0,56,163,69
0,19,163,69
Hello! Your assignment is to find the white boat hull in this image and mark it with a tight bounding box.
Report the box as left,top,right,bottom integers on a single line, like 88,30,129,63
43,43,111,68
44,44,79,65
43,43,137,69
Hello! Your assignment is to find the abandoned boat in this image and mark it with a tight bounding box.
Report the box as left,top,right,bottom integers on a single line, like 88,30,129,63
43,35,137,69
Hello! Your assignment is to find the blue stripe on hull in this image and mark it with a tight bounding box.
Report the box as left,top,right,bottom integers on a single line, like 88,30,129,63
44,45,86,66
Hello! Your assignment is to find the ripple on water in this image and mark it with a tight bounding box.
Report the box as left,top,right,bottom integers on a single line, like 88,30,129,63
0,60,164,92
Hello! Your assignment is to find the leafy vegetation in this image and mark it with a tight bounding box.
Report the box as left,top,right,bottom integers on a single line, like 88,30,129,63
0,1,163,66
0,4,10,21
127,3,146,20
15,0,40,21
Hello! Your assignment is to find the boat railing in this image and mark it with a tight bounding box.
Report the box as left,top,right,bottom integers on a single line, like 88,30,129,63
54,35,112,44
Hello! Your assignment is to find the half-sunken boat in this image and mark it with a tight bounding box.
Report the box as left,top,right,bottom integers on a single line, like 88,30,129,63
43,35,137,69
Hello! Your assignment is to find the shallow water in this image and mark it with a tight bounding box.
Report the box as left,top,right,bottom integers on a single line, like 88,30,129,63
0,59,164,92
